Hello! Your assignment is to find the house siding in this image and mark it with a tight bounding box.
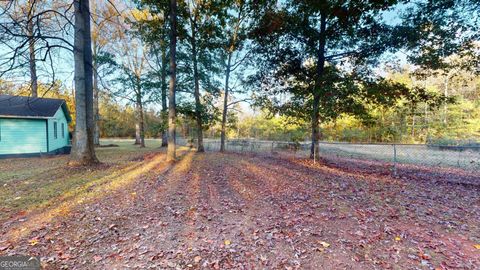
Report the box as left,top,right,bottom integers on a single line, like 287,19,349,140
47,108,70,152
0,106,70,156
0,118,47,155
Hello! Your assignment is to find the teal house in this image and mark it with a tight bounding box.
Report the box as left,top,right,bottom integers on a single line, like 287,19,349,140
0,95,72,157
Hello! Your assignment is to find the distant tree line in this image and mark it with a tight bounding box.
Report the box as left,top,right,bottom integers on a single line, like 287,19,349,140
0,0,478,164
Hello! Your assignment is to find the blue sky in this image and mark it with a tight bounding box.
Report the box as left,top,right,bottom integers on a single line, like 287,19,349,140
0,1,422,116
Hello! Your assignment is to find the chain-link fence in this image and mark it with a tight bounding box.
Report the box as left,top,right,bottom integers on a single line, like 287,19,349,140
199,139,480,175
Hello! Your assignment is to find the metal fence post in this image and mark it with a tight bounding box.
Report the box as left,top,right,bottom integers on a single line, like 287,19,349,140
393,144,397,177
457,151,461,167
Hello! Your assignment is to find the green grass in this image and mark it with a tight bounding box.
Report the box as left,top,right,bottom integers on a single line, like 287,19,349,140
0,139,165,220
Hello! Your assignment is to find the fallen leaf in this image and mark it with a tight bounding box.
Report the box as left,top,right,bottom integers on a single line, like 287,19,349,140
194,255,202,263
420,252,431,260
394,236,401,241
319,241,330,248
29,239,39,246
224,239,231,246
474,244,480,250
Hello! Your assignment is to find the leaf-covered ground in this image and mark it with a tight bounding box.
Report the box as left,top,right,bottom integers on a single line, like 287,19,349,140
1,148,479,269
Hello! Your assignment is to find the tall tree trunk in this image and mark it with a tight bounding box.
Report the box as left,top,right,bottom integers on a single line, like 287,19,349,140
27,0,37,97
190,22,204,152
134,100,141,145
161,42,168,147
135,92,146,147
443,75,448,125
167,0,177,163
220,52,233,152
134,105,141,145
70,0,98,166
310,11,327,159
93,53,100,146
139,106,145,148
311,93,321,158
220,7,242,152
91,2,100,146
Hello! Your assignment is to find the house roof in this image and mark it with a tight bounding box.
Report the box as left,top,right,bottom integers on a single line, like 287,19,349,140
0,95,72,122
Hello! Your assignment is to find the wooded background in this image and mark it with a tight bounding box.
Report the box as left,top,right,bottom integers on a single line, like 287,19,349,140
1,0,479,164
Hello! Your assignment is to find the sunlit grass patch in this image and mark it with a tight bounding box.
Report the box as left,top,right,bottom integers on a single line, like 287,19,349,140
6,151,170,242
171,151,196,174
0,139,166,221
1,140,193,243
